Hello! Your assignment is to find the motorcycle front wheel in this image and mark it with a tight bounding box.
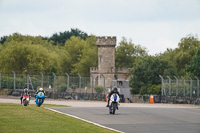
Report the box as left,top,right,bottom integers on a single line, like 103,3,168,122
111,103,116,115
37,99,42,107
23,99,28,106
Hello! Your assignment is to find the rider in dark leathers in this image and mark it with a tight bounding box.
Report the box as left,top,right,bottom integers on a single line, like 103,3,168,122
106,87,120,107
20,88,31,104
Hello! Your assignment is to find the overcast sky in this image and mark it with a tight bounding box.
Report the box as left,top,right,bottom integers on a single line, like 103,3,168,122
0,0,200,55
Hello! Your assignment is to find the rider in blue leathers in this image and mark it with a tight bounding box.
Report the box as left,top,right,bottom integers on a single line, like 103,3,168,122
35,88,45,103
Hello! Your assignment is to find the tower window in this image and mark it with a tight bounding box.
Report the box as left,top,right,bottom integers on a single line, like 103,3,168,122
99,55,102,63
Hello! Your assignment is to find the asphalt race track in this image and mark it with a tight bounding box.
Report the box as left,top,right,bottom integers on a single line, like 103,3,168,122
49,107,200,133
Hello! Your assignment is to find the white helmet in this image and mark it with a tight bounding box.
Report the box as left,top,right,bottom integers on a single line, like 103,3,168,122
39,88,43,91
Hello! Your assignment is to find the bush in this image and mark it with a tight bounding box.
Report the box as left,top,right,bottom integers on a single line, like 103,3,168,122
1,76,41,90
94,85,104,94
1,76,25,89
58,83,68,92
30,77,41,90
139,84,161,95
147,84,161,95
71,84,77,92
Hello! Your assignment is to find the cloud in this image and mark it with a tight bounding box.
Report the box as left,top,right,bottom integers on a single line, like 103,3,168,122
0,0,199,55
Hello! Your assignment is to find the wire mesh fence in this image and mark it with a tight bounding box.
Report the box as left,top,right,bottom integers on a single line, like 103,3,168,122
0,72,109,100
160,75,200,98
0,73,93,91
0,72,109,99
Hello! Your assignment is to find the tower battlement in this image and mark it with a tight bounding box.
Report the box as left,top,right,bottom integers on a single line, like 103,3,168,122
96,36,116,46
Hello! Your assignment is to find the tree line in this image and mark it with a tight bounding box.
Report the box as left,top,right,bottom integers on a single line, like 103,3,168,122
0,29,200,95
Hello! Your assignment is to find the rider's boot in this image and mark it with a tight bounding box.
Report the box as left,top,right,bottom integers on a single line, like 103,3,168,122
20,97,22,104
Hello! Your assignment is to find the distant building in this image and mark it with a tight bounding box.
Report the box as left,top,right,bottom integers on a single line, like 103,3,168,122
90,36,131,93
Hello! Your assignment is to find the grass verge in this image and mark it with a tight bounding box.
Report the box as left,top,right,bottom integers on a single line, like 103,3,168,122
0,103,117,133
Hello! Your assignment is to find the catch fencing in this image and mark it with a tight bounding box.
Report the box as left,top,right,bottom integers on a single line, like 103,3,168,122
159,75,200,98
0,72,106,100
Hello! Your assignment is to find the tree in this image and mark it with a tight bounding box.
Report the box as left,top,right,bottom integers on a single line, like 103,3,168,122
139,84,161,95
186,48,200,77
47,28,88,45
0,35,8,44
64,36,97,76
72,36,97,76
159,35,200,76
115,37,147,68
0,33,60,74
129,56,177,95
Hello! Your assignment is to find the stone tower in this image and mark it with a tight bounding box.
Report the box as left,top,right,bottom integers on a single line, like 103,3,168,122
90,36,131,90
97,36,116,74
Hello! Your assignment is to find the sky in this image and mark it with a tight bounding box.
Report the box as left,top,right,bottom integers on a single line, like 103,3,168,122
0,0,200,55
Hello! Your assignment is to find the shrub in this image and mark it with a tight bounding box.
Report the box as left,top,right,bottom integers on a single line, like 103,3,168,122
139,84,161,95
94,85,104,94
58,83,68,92
71,84,77,92
147,84,161,95
1,76,26,89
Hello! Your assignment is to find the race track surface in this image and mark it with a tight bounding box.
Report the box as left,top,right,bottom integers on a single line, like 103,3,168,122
49,106,200,133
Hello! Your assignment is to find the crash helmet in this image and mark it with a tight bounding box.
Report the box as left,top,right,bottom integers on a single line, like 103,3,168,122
113,87,118,92
24,88,28,95
24,88,28,93
39,88,44,92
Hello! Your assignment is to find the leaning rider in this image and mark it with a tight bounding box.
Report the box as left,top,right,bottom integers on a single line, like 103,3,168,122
35,88,45,98
106,87,120,107
20,88,31,104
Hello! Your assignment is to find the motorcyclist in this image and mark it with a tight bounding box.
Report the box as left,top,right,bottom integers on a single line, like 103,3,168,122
35,88,45,98
106,87,120,107
20,88,31,104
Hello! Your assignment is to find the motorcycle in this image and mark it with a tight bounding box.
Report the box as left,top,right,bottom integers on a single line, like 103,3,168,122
109,93,120,114
22,95,30,106
35,92,45,107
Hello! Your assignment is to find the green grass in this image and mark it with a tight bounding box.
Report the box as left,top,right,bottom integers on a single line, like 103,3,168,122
42,104,69,107
0,103,117,133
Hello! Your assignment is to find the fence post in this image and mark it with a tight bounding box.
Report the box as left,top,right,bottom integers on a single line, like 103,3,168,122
188,76,192,98
52,73,56,89
65,73,69,90
12,71,16,90
26,71,29,89
40,72,43,88
159,75,165,96
167,76,171,96
78,73,81,94
0,72,1,89
90,74,94,95
195,76,199,97
174,76,179,97
101,74,106,96
181,76,186,96
52,73,56,99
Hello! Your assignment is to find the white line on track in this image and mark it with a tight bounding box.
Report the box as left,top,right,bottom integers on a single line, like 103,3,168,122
46,108,125,133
